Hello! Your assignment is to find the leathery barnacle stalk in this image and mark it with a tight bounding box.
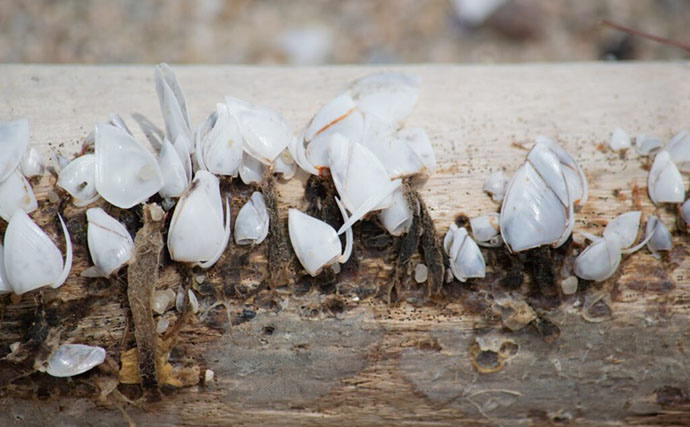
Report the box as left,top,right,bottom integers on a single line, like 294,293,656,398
292,72,444,296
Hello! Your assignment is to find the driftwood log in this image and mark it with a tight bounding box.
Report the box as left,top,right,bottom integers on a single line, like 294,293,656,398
1,63,690,425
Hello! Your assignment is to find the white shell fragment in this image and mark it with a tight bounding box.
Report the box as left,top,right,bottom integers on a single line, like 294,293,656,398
288,199,353,276
167,171,231,268
4,210,72,294
648,150,684,204
500,142,573,252
0,169,38,222
85,208,133,277
414,263,428,283
0,118,29,183
609,127,631,151
443,224,486,282
379,186,413,236
188,289,199,313
574,211,651,282
470,213,502,247
646,215,672,258
95,124,164,209
158,138,190,198
155,63,193,153
483,171,509,202
635,134,663,156
57,154,99,207
152,289,176,314
45,344,106,377
20,146,44,178
234,192,269,245
682,199,690,232
239,152,265,185
561,276,578,295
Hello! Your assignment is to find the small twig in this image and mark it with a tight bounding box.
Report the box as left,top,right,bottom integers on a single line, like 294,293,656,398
600,20,690,53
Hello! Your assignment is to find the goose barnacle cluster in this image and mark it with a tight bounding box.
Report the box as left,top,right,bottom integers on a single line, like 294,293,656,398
0,119,40,222
574,211,652,282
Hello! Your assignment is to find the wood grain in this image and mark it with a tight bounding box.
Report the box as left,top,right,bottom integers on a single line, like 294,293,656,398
0,63,689,425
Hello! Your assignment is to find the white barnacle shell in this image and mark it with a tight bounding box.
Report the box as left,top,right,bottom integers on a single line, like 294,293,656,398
682,199,690,232
327,135,401,234
470,213,502,247
85,207,133,277
288,198,353,276
665,130,690,171
536,135,588,206
609,127,631,151
167,171,231,268
443,223,486,282
362,120,436,179
274,148,297,180
500,143,573,252
635,133,663,156
0,243,11,294
158,138,190,198
234,192,269,245
483,171,509,202
348,72,420,127
0,118,29,183
4,210,72,294
94,124,164,209
155,63,193,153
45,344,105,377
0,169,37,222
197,103,244,176
648,150,684,204
226,96,293,165
379,186,413,236
239,152,265,185
603,211,642,249
20,146,44,178
646,215,672,258
57,154,99,207
573,234,621,282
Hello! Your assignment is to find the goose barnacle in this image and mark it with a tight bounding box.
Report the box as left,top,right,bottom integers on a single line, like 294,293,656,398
155,63,193,153
609,127,631,151
57,154,99,207
665,130,690,171
288,202,352,276
196,103,244,177
327,134,401,234
470,213,502,247
94,123,165,209
158,137,191,198
444,223,486,282
379,186,413,236
20,146,44,178
574,211,651,282
239,152,265,185
84,207,134,277
635,134,663,156
167,171,231,268
225,96,293,166
536,135,588,206
500,142,574,252
288,198,353,276
4,209,72,294
483,171,509,202
0,118,29,183
44,343,106,377
234,192,269,245
648,150,684,204
349,72,420,127
0,169,38,222
645,215,672,258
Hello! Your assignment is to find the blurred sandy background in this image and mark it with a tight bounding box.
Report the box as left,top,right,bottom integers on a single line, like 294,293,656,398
0,0,688,64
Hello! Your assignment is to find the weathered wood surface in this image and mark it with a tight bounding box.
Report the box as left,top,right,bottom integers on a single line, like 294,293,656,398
1,63,690,425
